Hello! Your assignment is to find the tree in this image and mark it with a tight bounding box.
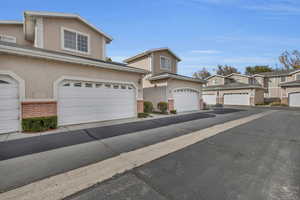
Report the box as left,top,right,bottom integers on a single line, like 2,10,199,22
245,65,273,75
106,57,113,62
193,68,211,79
216,65,240,76
279,50,300,70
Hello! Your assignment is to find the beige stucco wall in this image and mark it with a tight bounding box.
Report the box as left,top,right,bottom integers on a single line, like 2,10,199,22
152,50,178,75
127,55,151,71
0,54,143,99
254,89,265,104
143,86,167,110
290,71,300,81
206,76,224,86
229,74,250,84
281,87,300,98
253,76,264,86
167,79,202,99
43,17,106,60
0,24,32,46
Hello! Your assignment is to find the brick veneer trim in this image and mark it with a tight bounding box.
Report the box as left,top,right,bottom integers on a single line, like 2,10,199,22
22,101,57,119
168,99,174,111
137,100,144,113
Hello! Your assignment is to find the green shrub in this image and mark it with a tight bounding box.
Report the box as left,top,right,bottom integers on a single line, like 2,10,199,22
157,102,168,113
170,110,177,114
22,116,57,132
270,102,288,107
138,112,150,118
144,101,154,113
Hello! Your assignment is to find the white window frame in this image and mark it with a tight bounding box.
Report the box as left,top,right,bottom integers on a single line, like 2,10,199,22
0,34,16,43
61,27,90,55
160,56,172,71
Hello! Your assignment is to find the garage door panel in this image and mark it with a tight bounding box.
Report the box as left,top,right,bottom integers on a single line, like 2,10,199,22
224,93,250,106
203,95,217,105
173,89,199,112
0,80,19,133
289,93,300,107
59,81,136,126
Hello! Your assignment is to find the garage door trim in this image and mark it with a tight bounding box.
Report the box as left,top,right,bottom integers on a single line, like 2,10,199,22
0,70,25,133
288,92,300,107
55,76,139,126
172,87,200,112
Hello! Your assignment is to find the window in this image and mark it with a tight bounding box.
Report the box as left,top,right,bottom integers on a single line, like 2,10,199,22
297,74,300,80
113,85,119,89
74,82,82,87
280,76,286,82
160,56,171,70
105,84,111,88
62,83,71,87
0,80,9,84
95,83,102,88
121,85,126,89
63,28,89,54
85,83,93,88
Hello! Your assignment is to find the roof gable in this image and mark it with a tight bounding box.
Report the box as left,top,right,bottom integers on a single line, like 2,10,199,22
124,48,181,63
24,11,112,43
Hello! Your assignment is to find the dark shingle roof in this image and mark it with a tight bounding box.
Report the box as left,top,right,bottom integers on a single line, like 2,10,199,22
203,82,263,91
280,80,300,87
148,72,206,83
256,69,297,77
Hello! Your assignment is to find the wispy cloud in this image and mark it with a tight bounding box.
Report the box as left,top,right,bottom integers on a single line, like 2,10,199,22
222,56,276,64
190,50,222,54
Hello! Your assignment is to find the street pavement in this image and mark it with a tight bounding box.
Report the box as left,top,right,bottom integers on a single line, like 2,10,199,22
66,109,300,200
0,108,261,192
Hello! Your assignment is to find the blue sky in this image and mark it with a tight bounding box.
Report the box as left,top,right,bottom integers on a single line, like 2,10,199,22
1,0,300,76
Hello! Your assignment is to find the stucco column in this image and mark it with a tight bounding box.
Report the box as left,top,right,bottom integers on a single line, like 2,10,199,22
168,99,174,111
137,100,144,113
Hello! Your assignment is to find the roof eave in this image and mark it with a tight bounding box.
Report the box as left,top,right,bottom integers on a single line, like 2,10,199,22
0,43,148,74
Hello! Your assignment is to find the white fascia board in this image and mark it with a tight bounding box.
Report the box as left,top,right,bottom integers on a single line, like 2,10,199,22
0,44,148,74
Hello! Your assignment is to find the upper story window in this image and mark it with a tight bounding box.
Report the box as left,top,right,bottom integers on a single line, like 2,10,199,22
280,76,286,82
160,56,171,70
62,28,89,54
297,74,300,80
213,79,218,85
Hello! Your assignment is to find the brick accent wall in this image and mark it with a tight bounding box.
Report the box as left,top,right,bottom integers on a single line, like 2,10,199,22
168,99,174,111
137,100,144,113
22,101,57,119
281,97,288,105
218,97,224,104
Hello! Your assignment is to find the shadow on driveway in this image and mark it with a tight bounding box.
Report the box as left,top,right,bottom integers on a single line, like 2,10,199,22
0,109,244,161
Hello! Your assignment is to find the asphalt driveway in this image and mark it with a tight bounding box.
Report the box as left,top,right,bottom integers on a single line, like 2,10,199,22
0,108,261,192
66,109,300,200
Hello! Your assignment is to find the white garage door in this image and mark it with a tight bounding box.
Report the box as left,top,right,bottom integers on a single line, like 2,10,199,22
289,93,300,107
224,93,250,106
0,76,19,134
58,80,136,126
202,94,217,105
173,88,199,112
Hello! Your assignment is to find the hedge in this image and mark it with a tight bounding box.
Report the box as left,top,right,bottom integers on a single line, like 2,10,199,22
157,102,168,113
22,116,58,132
144,101,154,113
138,113,150,118
170,110,177,114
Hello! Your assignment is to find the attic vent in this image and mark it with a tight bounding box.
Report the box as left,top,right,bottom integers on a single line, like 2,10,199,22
0,34,16,43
